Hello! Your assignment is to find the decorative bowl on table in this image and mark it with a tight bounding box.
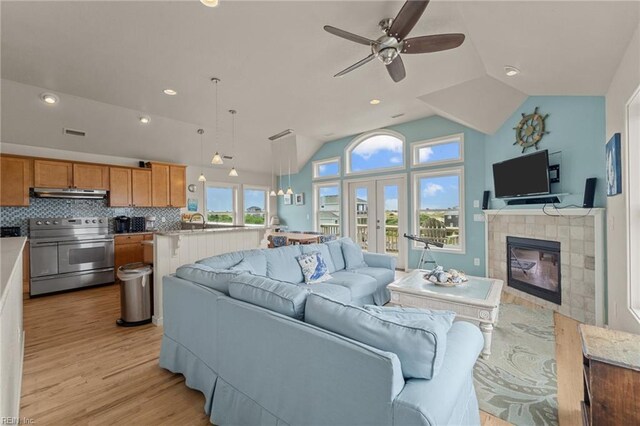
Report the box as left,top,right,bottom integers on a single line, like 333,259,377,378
423,267,468,287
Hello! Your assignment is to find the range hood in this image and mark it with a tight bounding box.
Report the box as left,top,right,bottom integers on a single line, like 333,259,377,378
33,188,108,199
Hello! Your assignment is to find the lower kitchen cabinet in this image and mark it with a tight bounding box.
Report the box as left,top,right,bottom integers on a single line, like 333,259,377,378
114,234,150,280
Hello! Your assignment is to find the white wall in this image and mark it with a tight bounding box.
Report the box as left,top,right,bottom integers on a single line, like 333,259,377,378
605,21,640,333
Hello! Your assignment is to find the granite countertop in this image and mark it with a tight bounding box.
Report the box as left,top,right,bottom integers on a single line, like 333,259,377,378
0,237,27,307
111,231,156,237
580,323,640,371
156,226,265,236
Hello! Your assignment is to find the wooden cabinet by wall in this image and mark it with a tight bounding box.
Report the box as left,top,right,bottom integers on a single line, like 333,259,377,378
0,156,32,206
132,169,152,207
169,165,186,208
151,163,170,207
72,163,109,190
109,167,132,207
114,234,146,280
34,159,73,188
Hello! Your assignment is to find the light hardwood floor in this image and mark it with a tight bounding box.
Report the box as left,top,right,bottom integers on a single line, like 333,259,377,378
20,284,582,425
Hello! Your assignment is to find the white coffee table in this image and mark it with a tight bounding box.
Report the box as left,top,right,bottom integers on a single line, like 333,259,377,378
388,270,503,358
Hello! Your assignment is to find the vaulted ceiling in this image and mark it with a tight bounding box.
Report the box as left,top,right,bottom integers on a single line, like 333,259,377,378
2,1,638,173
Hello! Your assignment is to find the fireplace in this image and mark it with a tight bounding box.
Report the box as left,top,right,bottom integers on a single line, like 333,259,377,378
507,236,561,305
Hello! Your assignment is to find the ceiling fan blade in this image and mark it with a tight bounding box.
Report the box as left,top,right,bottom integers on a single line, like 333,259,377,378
402,33,465,54
334,54,376,77
324,25,376,46
386,56,406,83
388,0,430,41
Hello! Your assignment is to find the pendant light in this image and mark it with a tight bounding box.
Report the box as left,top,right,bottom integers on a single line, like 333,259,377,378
269,159,276,197
228,109,238,177
286,156,293,195
277,161,284,196
197,128,206,182
210,78,224,165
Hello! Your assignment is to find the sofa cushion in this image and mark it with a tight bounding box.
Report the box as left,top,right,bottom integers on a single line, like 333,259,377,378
197,249,263,270
325,240,346,271
324,271,378,300
228,274,309,320
351,267,395,289
296,252,332,284
301,243,336,273
229,259,256,274
303,283,351,304
304,293,453,379
240,253,267,276
175,263,244,295
340,238,367,269
263,245,304,283
363,305,456,323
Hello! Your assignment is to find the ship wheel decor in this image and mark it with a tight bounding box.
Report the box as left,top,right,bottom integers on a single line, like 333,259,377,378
513,107,549,153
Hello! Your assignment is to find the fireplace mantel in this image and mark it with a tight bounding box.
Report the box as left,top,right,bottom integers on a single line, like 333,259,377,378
483,208,606,326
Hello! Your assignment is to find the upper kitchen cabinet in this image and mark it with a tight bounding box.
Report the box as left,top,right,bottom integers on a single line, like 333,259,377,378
151,163,170,207
169,165,186,208
72,163,109,190
109,167,132,207
131,169,152,207
34,159,73,188
0,155,32,206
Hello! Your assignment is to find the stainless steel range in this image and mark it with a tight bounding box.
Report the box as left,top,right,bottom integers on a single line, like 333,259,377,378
29,217,114,296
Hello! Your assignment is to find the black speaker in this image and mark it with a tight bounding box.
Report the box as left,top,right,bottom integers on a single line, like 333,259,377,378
583,178,597,208
482,191,490,210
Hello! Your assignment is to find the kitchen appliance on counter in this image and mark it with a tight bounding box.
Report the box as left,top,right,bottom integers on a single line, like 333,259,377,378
144,216,157,232
29,217,114,296
114,216,131,233
1,226,21,238
131,217,146,233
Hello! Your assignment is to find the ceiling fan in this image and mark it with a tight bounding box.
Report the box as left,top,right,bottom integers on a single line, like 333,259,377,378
324,0,465,83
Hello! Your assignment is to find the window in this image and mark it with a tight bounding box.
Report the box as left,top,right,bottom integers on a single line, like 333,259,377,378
313,157,340,179
412,167,464,252
205,184,237,224
313,182,341,236
346,130,405,174
411,133,464,167
243,187,268,226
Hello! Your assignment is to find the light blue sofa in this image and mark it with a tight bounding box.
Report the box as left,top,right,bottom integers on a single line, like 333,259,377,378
159,238,484,425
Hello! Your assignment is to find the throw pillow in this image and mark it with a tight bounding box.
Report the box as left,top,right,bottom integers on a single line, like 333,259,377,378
341,238,367,269
296,251,332,284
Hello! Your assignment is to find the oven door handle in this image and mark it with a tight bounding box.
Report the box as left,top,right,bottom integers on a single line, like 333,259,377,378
58,239,114,246
30,241,58,247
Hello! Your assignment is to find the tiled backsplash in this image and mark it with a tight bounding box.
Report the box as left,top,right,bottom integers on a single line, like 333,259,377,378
0,197,181,235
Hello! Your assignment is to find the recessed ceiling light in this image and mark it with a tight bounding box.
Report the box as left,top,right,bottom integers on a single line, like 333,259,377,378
200,0,219,7
504,66,520,77
369,99,381,105
163,88,177,96
139,116,150,124
40,93,59,105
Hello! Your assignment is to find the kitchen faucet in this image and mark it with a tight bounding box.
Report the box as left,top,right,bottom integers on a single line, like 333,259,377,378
189,213,207,230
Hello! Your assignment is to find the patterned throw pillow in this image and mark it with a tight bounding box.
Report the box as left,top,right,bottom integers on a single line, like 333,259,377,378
296,251,332,284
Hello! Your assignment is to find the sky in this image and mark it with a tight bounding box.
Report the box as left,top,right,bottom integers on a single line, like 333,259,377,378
420,175,459,210
206,187,266,212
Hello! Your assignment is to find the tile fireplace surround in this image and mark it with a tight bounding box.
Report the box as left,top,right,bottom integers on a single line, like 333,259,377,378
484,208,606,325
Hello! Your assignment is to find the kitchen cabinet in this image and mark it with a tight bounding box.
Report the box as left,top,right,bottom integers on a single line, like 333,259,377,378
169,165,186,208
0,155,31,206
151,163,170,207
34,159,73,188
132,169,152,207
73,163,109,190
109,167,132,207
114,234,148,280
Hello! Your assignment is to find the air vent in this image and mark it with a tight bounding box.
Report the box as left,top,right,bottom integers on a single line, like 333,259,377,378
391,113,405,119
223,155,233,160
268,129,293,141
63,128,86,137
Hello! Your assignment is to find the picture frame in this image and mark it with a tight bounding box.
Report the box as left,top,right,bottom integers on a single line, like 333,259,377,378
606,133,622,196
283,194,292,205
294,193,304,205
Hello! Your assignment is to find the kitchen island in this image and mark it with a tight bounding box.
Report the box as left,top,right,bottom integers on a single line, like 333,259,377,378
0,237,26,418
152,227,266,325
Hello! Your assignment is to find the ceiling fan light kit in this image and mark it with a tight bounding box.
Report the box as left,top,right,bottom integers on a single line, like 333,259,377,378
324,0,465,82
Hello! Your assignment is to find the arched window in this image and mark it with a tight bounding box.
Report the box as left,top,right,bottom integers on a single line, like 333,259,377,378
345,130,405,174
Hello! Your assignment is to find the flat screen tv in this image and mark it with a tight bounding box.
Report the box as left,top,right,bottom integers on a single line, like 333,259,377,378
493,150,550,198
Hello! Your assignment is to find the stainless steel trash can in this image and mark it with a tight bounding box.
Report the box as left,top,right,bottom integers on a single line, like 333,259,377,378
116,262,153,326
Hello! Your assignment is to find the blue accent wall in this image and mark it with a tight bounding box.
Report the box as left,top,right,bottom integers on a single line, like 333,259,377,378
278,115,487,276
484,96,606,208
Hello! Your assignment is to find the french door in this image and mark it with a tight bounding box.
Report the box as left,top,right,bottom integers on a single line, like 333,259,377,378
346,176,406,269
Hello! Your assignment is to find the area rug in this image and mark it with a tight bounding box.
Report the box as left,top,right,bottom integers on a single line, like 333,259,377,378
473,303,558,426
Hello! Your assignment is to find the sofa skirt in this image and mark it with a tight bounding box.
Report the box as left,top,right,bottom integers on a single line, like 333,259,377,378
211,378,290,426
159,335,218,415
